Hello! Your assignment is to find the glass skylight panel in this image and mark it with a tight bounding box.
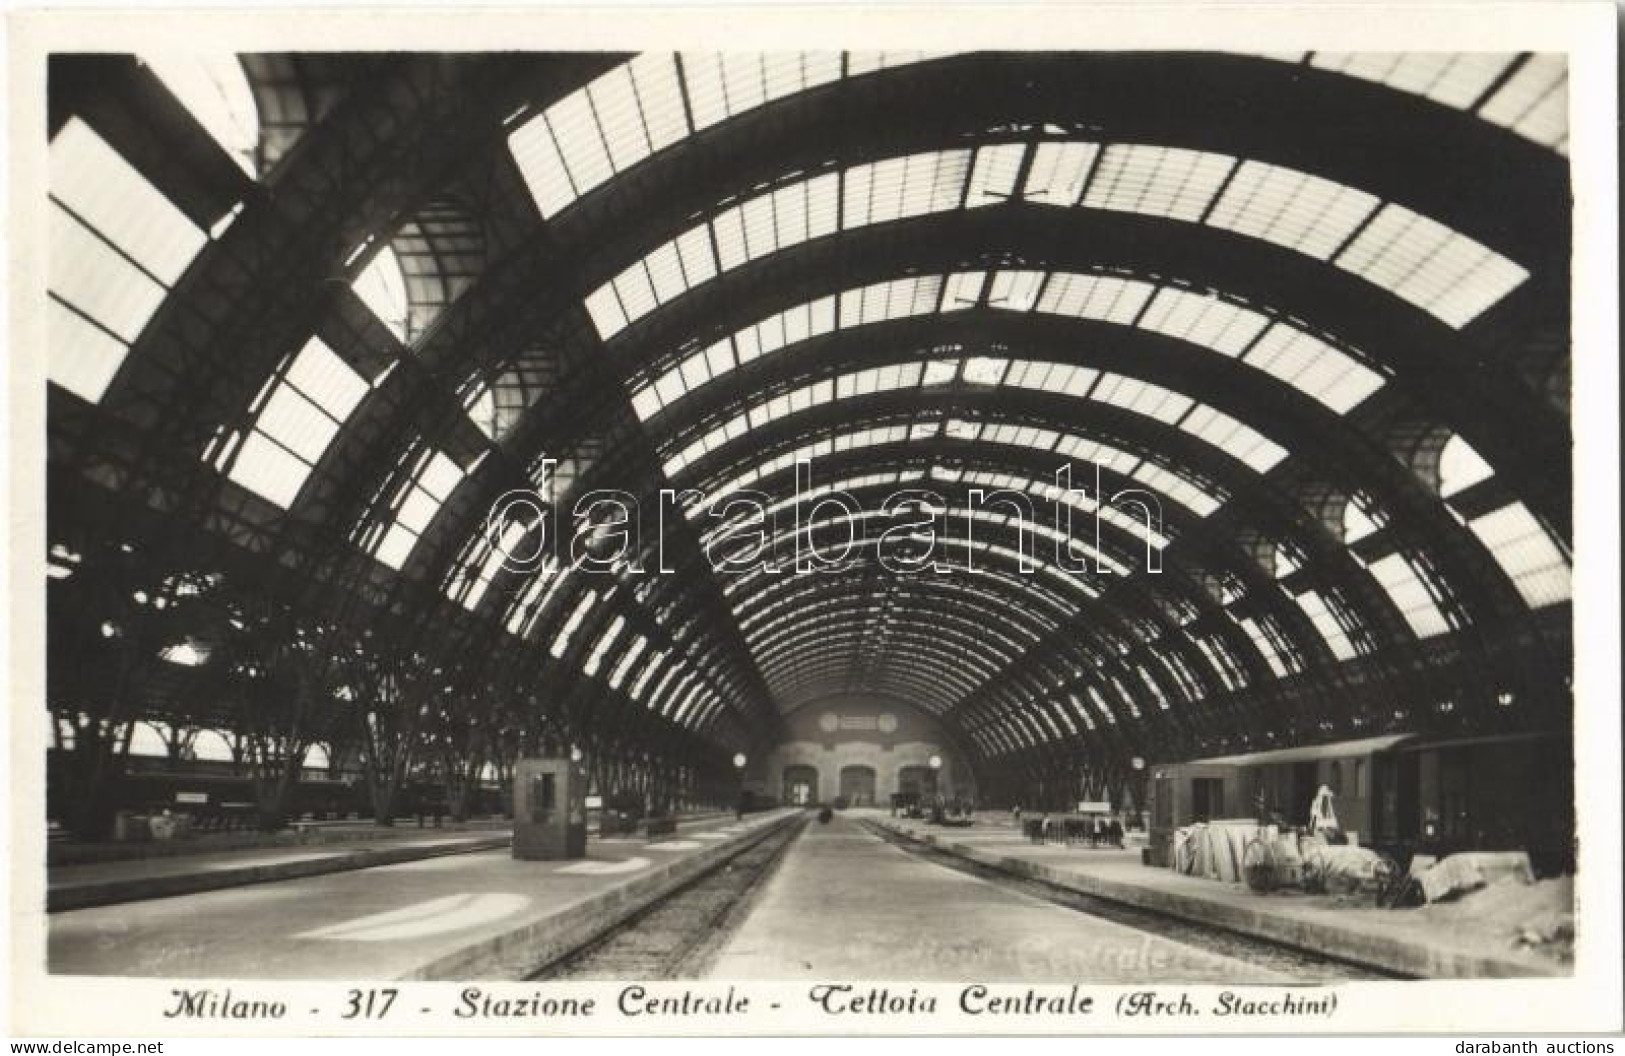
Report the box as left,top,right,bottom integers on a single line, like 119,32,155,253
840,275,944,326
371,448,466,571
939,270,986,310
1136,665,1172,709
583,614,626,676
225,434,309,511
608,634,648,689
1234,615,1291,677
1343,495,1383,544
1106,675,1143,718
592,66,655,172
1241,323,1384,413
629,649,667,700
1081,144,1235,222
1158,648,1206,702
1053,433,1132,470
1087,685,1118,725
1194,634,1246,690
1368,552,1452,637
643,242,690,305
843,150,971,226
51,120,204,285
141,54,259,176
1030,271,1149,325
549,590,596,659
614,259,662,321
987,270,1045,312
717,173,840,268
1091,374,1193,424
964,143,1027,207
1022,141,1099,206
1478,55,1567,151
509,54,688,218
1206,160,1379,260
1309,53,1514,110
1467,502,1571,608
1438,435,1495,497
1179,405,1288,472
1296,589,1358,661
507,116,575,218
45,304,129,408
452,519,529,612
549,90,616,196
352,246,410,342
505,558,563,637
584,285,629,337
678,345,714,390
286,336,370,419
961,356,1009,387
1334,203,1529,328
48,209,167,345
48,119,207,403
1132,462,1222,518
921,358,959,387
222,337,369,509
770,52,844,100
1003,359,1097,398
1139,287,1270,356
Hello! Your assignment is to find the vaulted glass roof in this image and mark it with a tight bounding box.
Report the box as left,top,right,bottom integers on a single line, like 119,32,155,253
44,47,1575,767
588,138,1528,342
658,358,1289,479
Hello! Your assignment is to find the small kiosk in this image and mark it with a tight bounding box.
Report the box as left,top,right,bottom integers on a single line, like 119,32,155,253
512,757,587,860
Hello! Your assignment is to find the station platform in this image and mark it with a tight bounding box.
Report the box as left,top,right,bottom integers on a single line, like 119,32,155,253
48,830,514,912
47,810,736,910
48,809,800,979
705,813,1298,983
865,813,1566,979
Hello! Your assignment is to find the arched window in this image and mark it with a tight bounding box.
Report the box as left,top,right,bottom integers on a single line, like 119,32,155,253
191,729,236,763
128,721,171,758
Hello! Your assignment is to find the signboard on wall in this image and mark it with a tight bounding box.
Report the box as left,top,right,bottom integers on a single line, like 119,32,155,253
1077,800,1112,813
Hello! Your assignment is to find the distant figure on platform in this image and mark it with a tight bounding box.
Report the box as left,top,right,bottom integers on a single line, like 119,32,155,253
735,790,749,821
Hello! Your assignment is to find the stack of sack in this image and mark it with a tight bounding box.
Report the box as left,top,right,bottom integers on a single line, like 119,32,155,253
1299,837,1394,895
1416,851,1535,903
1171,820,1264,882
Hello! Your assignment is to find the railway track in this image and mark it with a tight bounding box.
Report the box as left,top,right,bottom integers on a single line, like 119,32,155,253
863,820,1405,981
528,814,810,980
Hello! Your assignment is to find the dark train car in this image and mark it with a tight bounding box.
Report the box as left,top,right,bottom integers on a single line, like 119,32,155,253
1148,730,1573,875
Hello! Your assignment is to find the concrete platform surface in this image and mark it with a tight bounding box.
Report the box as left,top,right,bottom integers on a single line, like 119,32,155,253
47,810,739,912
705,814,1292,983
47,832,514,912
868,813,1565,979
48,810,800,980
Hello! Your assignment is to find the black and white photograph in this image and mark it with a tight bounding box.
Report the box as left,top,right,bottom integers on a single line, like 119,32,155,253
4,1,1621,1041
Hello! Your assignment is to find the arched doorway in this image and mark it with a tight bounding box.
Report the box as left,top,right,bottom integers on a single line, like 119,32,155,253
895,765,938,803
839,765,877,806
782,765,819,806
